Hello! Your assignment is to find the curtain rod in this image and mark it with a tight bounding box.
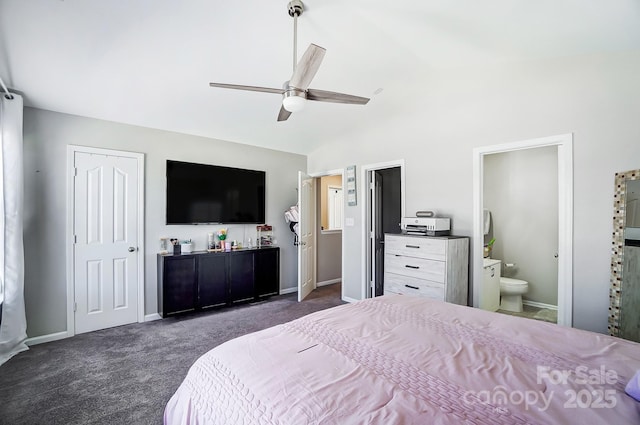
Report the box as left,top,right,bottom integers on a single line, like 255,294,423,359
0,76,14,99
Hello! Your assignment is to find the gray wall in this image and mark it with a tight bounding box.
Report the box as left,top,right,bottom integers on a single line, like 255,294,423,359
23,108,306,338
308,51,640,333
484,147,558,306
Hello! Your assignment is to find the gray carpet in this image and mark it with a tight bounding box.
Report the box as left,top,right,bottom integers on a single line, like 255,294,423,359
0,284,344,425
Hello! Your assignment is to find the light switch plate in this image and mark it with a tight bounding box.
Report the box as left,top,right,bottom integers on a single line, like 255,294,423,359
345,217,355,227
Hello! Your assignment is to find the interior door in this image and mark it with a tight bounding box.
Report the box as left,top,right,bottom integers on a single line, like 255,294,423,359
373,172,384,296
73,152,139,334
371,168,402,297
298,171,316,301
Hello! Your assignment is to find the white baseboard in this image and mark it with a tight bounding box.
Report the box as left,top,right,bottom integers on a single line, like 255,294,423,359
280,287,297,295
523,300,558,311
23,288,351,346
144,313,162,322
280,283,343,295
25,331,70,346
26,314,161,345
317,278,341,287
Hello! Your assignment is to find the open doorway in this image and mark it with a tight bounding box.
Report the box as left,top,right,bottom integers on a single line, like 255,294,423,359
363,161,405,299
472,134,573,326
316,175,343,293
297,169,344,303
484,147,559,323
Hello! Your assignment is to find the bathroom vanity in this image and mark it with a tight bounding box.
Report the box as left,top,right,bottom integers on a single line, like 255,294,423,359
481,258,501,311
383,234,469,305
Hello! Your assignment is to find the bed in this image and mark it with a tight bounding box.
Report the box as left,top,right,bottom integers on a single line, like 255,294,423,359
164,295,640,424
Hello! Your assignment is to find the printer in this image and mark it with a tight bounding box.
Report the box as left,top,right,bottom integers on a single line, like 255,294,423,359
401,216,450,236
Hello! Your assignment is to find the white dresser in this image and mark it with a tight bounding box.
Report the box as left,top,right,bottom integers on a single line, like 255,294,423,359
383,233,469,305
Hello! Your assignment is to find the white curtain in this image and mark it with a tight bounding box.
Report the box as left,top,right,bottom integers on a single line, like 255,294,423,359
0,92,27,366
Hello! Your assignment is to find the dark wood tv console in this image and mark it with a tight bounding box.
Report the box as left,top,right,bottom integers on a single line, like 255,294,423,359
157,246,280,318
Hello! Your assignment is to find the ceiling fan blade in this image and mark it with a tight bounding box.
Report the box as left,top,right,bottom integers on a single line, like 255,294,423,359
306,88,370,105
289,44,326,90
277,105,292,122
209,82,284,94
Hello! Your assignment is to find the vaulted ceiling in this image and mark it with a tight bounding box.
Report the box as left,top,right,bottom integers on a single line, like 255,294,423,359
1,0,639,154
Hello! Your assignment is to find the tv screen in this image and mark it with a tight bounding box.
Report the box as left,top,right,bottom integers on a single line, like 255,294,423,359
166,160,266,224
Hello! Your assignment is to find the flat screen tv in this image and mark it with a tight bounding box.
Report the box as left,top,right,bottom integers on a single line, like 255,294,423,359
166,160,266,224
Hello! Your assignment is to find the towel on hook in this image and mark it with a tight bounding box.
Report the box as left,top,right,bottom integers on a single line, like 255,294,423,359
483,209,491,235
284,205,299,224
284,205,299,237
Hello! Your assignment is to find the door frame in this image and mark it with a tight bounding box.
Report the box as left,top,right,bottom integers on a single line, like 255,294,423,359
66,145,145,337
472,133,573,326
310,169,345,301
361,160,406,300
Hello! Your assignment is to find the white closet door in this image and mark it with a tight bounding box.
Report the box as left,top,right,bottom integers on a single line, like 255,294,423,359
74,152,139,333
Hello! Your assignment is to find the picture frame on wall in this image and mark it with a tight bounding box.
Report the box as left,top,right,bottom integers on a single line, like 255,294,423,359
346,165,357,206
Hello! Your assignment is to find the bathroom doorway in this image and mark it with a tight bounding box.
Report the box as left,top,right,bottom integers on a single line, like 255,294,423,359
472,134,573,326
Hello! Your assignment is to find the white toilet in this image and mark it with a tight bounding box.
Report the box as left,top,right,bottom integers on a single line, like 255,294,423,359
499,277,529,313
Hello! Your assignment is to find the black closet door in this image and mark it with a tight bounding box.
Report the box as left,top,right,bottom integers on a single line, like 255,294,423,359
255,248,279,298
198,254,228,309
229,251,255,303
162,256,197,315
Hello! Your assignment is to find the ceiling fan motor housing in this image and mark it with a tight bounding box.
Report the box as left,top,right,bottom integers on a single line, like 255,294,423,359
282,87,306,112
288,0,303,17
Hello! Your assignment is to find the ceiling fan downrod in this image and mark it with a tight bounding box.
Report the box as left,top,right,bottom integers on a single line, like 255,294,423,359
208,0,369,122
288,0,304,73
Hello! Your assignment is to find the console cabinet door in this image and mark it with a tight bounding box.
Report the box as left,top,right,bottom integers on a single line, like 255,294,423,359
162,256,197,316
198,254,228,309
229,251,255,303
255,248,279,298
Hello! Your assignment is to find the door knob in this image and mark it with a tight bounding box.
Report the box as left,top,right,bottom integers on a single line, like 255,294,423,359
128,247,136,252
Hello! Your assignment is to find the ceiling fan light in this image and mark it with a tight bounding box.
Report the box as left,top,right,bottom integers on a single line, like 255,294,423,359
282,94,306,112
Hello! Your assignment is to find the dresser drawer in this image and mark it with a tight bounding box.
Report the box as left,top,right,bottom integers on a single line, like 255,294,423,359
385,254,445,282
384,285,402,296
384,273,445,300
385,234,446,260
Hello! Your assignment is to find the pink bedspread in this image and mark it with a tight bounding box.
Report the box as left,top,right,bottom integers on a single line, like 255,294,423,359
164,295,640,424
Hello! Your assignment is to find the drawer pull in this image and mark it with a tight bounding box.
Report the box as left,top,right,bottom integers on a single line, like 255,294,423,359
405,265,420,269
405,284,419,290
406,244,420,249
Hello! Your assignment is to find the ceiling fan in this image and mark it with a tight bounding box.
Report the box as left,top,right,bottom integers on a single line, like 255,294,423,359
209,0,370,122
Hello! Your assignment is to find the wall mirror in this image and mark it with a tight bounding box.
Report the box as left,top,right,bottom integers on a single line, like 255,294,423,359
609,169,640,341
